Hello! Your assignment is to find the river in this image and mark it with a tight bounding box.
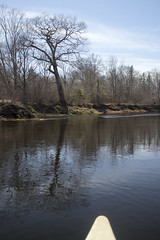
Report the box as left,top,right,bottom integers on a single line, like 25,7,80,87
0,113,160,240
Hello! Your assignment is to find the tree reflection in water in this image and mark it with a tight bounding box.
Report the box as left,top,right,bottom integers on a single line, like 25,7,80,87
0,115,160,213
49,120,66,197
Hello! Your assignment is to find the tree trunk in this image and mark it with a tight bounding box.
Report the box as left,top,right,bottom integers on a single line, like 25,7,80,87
97,78,100,105
54,64,68,114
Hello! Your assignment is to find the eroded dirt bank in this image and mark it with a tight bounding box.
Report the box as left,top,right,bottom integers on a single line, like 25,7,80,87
0,102,160,120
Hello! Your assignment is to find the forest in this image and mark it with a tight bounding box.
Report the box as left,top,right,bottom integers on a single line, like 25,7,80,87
0,6,160,115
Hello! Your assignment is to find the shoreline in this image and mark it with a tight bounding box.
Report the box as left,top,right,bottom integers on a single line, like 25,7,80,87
0,102,160,120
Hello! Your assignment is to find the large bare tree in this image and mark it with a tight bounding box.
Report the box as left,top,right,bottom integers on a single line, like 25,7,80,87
27,14,87,113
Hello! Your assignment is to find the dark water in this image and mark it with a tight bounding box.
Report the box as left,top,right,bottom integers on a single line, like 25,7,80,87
0,114,160,240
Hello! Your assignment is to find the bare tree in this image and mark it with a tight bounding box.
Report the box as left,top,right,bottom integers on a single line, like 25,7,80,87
0,6,24,92
27,14,87,113
0,43,13,98
72,54,103,104
106,57,118,103
151,70,160,104
18,36,37,103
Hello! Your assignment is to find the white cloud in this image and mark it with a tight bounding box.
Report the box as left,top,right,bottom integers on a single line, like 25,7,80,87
85,21,160,72
25,11,40,18
127,57,160,72
22,10,160,72
86,22,160,52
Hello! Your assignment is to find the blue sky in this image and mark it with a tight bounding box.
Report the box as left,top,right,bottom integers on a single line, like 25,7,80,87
1,0,160,72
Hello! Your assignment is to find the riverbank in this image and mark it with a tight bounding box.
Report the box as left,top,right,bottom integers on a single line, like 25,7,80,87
0,101,160,120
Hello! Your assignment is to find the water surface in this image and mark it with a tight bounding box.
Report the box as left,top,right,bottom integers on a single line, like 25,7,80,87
0,114,160,239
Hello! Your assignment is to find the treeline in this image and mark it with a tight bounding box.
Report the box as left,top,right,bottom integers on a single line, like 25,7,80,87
66,55,160,105
0,6,160,110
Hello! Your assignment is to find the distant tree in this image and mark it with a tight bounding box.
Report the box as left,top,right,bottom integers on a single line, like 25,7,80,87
0,6,24,91
26,14,87,113
124,65,137,103
152,70,160,104
107,57,118,102
18,37,36,103
73,54,103,104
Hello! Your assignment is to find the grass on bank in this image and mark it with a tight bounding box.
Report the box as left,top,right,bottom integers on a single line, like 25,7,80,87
34,106,102,119
0,101,160,120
